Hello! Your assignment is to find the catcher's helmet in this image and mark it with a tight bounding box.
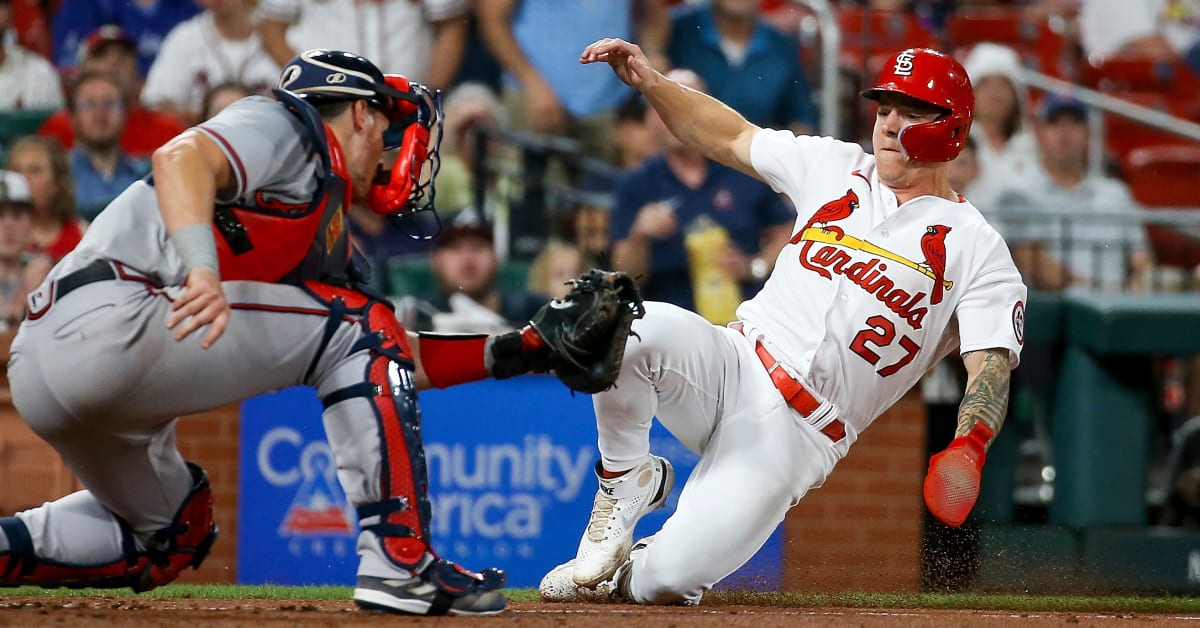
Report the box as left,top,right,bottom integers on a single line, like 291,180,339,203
860,48,974,162
278,49,416,149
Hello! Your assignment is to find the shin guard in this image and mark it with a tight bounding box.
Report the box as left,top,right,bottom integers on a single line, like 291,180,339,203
306,282,432,569
0,462,218,592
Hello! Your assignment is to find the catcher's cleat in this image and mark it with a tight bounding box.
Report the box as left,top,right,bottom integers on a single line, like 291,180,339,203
571,455,673,588
354,555,507,616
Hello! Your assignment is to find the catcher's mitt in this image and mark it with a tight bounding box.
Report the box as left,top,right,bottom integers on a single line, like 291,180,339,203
529,269,646,394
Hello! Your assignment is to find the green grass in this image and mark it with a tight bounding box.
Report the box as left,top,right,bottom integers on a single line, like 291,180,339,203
2,586,1199,614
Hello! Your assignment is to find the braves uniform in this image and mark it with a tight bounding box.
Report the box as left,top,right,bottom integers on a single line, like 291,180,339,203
1,49,505,614
588,129,1026,604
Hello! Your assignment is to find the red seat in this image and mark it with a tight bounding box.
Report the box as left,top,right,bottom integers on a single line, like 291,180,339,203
1121,144,1200,267
1122,144,1200,206
837,8,940,69
1081,57,1200,98
1100,91,1199,156
944,8,1071,78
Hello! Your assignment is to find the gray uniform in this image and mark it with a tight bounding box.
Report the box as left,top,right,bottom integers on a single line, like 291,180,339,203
5,96,410,580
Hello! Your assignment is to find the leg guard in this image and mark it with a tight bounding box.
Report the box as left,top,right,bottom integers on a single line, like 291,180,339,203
0,462,217,592
304,282,430,567
305,283,506,609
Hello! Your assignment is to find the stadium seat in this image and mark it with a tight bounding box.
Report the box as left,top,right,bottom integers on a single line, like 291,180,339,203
0,108,57,151
836,8,939,70
1122,144,1200,207
1120,144,1200,268
943,7,1071,78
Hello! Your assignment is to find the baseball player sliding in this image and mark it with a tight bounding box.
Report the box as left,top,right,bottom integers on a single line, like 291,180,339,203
0,48,645,617
539,41,1026,605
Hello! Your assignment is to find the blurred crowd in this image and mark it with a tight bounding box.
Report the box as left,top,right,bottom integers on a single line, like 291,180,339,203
0,0,1199,524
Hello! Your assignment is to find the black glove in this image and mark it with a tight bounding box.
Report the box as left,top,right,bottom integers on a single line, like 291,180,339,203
489,270,645,393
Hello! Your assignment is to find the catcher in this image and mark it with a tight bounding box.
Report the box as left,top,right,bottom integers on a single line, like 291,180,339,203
0,47,641,617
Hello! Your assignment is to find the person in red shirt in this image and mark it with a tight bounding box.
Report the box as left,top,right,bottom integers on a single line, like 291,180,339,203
38,25,184,158
5,136,85,261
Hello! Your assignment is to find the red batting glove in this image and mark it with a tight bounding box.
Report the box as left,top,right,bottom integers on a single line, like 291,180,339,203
923,422,995,527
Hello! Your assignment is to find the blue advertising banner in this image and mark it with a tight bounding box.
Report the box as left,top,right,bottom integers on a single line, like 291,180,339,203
238,377,782,589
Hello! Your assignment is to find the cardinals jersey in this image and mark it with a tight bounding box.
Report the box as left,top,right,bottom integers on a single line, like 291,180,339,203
739,129,1026,436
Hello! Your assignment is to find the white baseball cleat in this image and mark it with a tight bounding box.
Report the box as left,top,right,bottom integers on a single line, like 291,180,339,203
571,455,673,588
540,536,653,603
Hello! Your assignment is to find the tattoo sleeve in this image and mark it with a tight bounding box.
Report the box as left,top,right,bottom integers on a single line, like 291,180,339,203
956,349,1011,445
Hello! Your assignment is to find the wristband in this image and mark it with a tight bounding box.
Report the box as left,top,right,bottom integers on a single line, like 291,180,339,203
170,224,219,273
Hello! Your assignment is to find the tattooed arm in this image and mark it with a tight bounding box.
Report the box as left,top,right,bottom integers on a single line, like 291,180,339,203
957,348,1012,447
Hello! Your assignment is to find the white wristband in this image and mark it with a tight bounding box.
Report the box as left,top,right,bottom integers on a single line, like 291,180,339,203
170,224,220,273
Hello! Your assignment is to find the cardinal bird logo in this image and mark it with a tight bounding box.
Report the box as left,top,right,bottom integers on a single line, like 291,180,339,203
920,225,952,305
792,189,858,244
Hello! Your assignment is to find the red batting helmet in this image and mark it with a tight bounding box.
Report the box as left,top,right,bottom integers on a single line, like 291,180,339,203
860,48,974,162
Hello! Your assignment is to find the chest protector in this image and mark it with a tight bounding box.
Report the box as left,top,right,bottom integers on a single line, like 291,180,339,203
211,89,354,285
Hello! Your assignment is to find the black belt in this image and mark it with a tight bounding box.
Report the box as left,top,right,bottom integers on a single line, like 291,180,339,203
55,260,120,301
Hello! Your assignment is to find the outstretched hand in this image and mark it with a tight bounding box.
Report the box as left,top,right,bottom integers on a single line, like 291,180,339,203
579,38,659,90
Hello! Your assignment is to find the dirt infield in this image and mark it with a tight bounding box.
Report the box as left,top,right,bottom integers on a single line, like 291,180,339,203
1,596,1198,627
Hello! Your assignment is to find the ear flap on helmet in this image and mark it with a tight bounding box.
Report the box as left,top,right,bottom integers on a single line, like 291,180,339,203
897,111,972,163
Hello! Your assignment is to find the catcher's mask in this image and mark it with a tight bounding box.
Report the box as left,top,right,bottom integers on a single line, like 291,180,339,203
278,49,444,229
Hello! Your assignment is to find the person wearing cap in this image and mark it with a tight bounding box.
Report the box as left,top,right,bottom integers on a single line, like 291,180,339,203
37,24,187,158
0,170,50,331
0,0,64,111
0,49,542,615
51,0,201,76
996,93,1154,293
417,212,548,333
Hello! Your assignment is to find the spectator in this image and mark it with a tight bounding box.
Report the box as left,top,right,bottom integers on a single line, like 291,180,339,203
5,136,84,263
478,0,669,164
346,204,426,268
614,94,659,171
141,0,280,124
610,68,795,315
435,81,508,217
66,71,150,222
961,43,1039,212
1080,0,1200,76
996,93,1153,292
38,25,187,158
418,212,547,333
198,81,252,121
52,0,202,77
0,170,51,332
948,135,982,205
667,0,818,134
9,0,53,59
0,0,64,111
527,240,588,301
258,0,469,90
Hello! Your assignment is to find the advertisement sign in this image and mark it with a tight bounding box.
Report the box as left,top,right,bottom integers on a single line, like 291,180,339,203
239,377,781,589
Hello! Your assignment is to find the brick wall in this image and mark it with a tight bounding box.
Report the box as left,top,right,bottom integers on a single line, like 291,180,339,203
0,396,240,585
783,390,926,592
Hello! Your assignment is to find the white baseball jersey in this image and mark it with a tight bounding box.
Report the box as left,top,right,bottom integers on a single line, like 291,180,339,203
741,129,1026,435
0,42,64,110
256,0,467,81
141,12,282,115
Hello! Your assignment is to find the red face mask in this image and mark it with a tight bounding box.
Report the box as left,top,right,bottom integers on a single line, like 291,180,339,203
367,75,443,218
